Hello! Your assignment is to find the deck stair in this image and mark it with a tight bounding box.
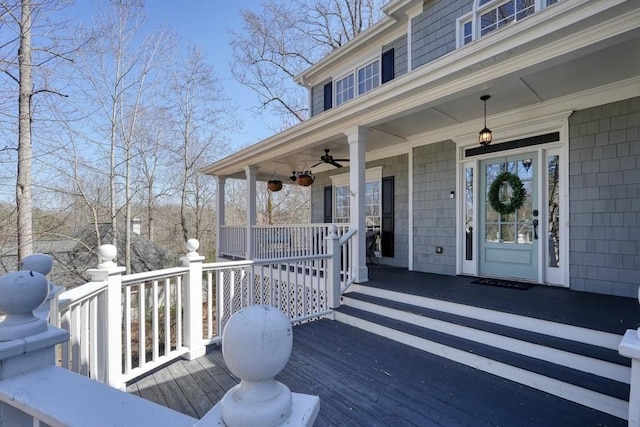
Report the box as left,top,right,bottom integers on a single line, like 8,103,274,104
333,283,631,421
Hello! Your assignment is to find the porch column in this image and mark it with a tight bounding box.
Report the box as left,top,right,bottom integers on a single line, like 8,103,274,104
215,175,226,260
245,165,258,259
345,126,368,283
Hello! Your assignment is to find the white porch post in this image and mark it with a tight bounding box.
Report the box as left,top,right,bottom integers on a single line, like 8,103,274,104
215,175,226,260
245,166,258,259
86,245,125,390
345,126,368,283
182,239,205,360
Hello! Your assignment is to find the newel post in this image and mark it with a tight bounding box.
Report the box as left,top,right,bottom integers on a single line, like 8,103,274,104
86,245,125,389
0,271,69,426
182,239,206,360
619,288,640,426
325,224,341,310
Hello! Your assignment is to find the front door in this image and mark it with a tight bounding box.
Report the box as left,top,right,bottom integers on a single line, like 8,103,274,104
479,153,538,281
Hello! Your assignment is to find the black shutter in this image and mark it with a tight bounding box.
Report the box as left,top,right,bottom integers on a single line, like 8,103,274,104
381,49,395,84
323,186,333,223
323,82,333,111
381,176,394,257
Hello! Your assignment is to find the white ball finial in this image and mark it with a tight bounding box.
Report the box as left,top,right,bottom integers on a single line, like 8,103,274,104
97,245,118,269
220,305,293,426
328,223,338,237
186,239,199,257
0,271,49,341
21,254,53,277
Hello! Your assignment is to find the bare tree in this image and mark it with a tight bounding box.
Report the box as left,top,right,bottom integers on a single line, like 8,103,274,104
0,0,74,262
169,46,235,244
75,0,174,272
230,0,384,125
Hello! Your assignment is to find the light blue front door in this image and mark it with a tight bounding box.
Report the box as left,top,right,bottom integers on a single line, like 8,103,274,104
479,153,538,281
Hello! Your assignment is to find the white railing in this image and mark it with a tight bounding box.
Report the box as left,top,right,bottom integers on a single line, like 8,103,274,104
219,223,350,260
219,225,246,258
52,229,355,389
56,281,109,381
252,223,349,259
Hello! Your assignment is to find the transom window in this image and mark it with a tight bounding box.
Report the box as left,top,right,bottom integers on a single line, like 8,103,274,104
458,0,560,47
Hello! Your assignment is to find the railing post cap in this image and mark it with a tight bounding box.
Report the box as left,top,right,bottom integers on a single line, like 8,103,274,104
20,254,53,277
97,244,118,269
0,271,49,341
221,305,293,426
186,239,200,256
328,224,338,237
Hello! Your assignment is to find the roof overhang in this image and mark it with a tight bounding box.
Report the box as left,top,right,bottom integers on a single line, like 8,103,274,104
202,0,640,182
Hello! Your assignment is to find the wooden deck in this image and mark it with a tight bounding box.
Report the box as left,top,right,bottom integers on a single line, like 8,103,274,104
128,320,625,426
127,268,637,426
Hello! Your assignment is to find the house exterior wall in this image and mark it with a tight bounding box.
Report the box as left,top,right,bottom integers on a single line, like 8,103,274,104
310,80,329,118
411,0,471,70
412,140,456,275
309,154,409,268
382,34,409,79
568,97,640,297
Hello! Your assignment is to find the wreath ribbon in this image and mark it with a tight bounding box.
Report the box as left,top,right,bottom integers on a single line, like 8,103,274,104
488,172,526,215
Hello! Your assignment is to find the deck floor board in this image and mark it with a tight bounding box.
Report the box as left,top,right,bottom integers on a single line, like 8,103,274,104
129,320,626,426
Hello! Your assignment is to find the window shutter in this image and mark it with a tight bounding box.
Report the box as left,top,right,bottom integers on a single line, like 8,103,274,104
323,186,333,223
381,49,395,84
323,82,333,111
381,176,394,257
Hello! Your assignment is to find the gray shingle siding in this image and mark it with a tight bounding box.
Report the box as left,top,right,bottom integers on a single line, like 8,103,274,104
383,34,408,79
310,80,329,118
310,154,409,268
569,97,640,297
412,141,457,275
412,0,471,70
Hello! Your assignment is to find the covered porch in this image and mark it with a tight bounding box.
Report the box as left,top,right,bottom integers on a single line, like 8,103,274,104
128,266,639,426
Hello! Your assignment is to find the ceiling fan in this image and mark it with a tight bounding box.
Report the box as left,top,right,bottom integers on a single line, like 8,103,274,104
311,149,349,169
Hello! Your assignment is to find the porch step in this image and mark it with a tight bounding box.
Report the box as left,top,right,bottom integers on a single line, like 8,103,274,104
334,284,630,421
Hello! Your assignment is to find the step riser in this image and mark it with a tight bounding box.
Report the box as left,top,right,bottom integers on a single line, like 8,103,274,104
348,284,622,350
342,296,630,384
334,310,629,420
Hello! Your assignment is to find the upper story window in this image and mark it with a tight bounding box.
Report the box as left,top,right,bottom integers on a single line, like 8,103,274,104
335,74,355,106
358,60,380,95
458,0,560,47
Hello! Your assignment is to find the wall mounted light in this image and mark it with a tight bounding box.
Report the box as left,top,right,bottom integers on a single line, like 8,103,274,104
522,158,532,172
479,95,492,147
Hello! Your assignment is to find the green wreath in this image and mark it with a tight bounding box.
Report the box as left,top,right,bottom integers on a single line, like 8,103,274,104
488,172,526,215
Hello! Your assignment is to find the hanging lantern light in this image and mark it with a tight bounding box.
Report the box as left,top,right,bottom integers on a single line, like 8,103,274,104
479,95,492,147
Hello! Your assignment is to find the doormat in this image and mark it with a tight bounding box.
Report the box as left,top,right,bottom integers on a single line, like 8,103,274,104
471,278,535,290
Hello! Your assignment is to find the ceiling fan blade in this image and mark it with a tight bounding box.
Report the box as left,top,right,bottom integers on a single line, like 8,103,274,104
328,160,343,168
310,161,324,168
332,158,349,162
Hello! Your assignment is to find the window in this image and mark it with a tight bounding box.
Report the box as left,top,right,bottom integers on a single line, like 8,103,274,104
335,74,354,106
332,58,380,107
334,185,350,223
357,60,380,95
458,0,562,47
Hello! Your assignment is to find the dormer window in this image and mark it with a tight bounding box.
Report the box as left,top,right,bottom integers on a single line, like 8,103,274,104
458,0,560,47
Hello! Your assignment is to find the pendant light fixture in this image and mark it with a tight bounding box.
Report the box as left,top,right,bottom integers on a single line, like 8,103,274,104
479,95,492,147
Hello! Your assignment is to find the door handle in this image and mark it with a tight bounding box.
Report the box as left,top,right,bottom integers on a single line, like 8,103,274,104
532,219,539,240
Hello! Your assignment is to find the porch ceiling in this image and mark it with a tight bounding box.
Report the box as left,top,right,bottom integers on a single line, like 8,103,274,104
203,1,640,183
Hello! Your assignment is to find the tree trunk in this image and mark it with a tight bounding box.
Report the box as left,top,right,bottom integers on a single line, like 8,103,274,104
16,0,33,263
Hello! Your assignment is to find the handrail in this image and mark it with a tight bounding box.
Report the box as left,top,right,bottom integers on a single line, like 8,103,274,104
339,228,357,245
56,281,107,311
121,267,190,284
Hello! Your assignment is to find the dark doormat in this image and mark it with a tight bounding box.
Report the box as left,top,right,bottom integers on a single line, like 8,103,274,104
471,278,536,290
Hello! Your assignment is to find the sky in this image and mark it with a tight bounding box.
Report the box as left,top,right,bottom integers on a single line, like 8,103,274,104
71,0,281,150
